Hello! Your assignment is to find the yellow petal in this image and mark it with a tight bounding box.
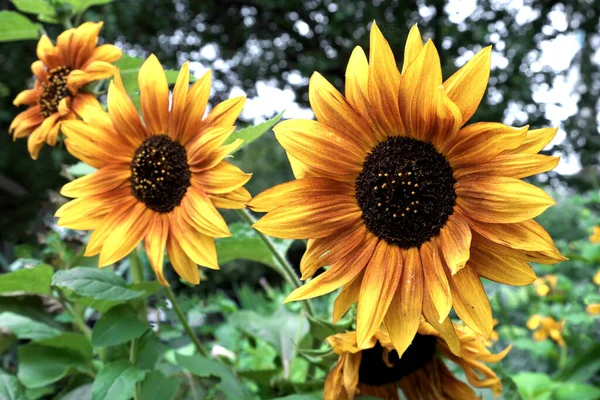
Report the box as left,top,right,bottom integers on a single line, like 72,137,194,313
107,75,148,146
181,187,231,238
170,208,219,270
333,271,363,324
402,24,424,73
420,240,452,323
187,126,235,166
356,242,402,348
208,187,252,210
454,153,560,179
144,213,170,286
368,21,402,136
503,127,558,155
179,70,212,145
68,61,116,89
60,165,130,198
456,175,555,224
383,247,423,356
438,212,471,275
168,61,190,139
345,46,370,118
285,234,377,302
85,197,137,257
166,234,199,284
139,54,169,135
445,123,528,168
447,265,493,337
191,161,252,194
443,46,492,125
469,244,536,286
201,96,245,129
247,177,353,213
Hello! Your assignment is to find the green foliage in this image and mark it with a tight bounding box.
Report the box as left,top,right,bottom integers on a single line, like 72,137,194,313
225,111,284,153
91,304,148,347
0,11,41,42
0,264,52,295
92,360,147,400
53,267,145,302
0,370,27,400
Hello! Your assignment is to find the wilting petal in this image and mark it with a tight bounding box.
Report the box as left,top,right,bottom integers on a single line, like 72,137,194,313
469,244,536,286
333,271,364,324
437,212,471,275
356,242,402,348
139,54,169,135
443,46,492,125
456,175,555,224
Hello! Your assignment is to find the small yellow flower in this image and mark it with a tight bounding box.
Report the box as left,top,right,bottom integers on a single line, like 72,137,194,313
324,323,510,400
587,304,600,315
526,315,565,347
10,22,121,159
590,226,600,243
593,269,600,286
533,274,558,297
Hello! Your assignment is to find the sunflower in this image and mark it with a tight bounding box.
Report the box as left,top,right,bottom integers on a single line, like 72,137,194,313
324,323,510,400
55,55,251,285
10,22,121,159
248,22,565,354
526,315,565,347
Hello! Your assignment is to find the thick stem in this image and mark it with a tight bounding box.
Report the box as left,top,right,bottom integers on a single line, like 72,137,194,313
235,209,316,318
164,286,210,357
61,17,73,29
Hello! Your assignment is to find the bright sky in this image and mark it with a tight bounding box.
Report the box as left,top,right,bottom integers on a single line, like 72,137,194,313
183,0,586,176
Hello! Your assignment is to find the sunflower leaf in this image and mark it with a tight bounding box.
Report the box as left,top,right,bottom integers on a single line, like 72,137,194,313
91,304,149,347
0,11,42,42
17,343,90,388
0,312,61,341
139,371,181,400
52,267,145,302
10,1,55,17
92,360,147,400
0,370,27,400
225,111,284,153
0,264,53,295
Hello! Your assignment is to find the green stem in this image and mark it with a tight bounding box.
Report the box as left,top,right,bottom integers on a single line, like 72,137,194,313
58,290,92,341
235,209,316,318
130,338,140,400
129,248,147,322
164,286,210,357
61,17,73,29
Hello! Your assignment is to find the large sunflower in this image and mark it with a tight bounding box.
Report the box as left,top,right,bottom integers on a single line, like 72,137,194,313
55,55,251,285
249,22,565,354
324,323,510,400
10,22,121,159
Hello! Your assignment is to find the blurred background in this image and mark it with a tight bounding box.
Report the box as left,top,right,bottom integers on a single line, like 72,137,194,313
0,0,599,396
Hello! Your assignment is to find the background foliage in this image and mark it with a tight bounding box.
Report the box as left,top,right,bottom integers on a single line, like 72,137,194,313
0,0,599,399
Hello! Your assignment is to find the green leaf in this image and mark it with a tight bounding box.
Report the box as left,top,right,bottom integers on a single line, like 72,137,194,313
61,384,92,400
136,334,165,370
139,371,180,400
512,372,554,400
66,162,97,178
554,383,600,400
0,264,53,295
306,314,353,342
65,0,113,13
0,312,61,341
38,333,93,360
224,111,283,152
216,223,293,270
176,354,252,400
10,0,54,16
92,360,147,400
554,342,600,382
493,363,524,400
229,305,309,371
53,267,145,302
91,304,148,347
17,343,89,388
0,370,27,400
271,396,322,400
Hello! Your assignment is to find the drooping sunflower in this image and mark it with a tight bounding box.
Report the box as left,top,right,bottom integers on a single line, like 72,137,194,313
55,55,251,285
249,22,565,354
324,323,510,400
10,22,121,159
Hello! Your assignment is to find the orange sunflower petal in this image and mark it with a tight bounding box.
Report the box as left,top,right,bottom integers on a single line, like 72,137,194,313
144,213,170,285
437,212,471,275
168,61,190,139
420,240,452,323
402,24,424,73
139,54,169,135
170,208,219,270
166,234,200,284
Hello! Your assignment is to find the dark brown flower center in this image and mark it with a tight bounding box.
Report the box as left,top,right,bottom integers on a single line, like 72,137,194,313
39,66,71,117
130,135,191,213
358,334,437,386
355,136,456,249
